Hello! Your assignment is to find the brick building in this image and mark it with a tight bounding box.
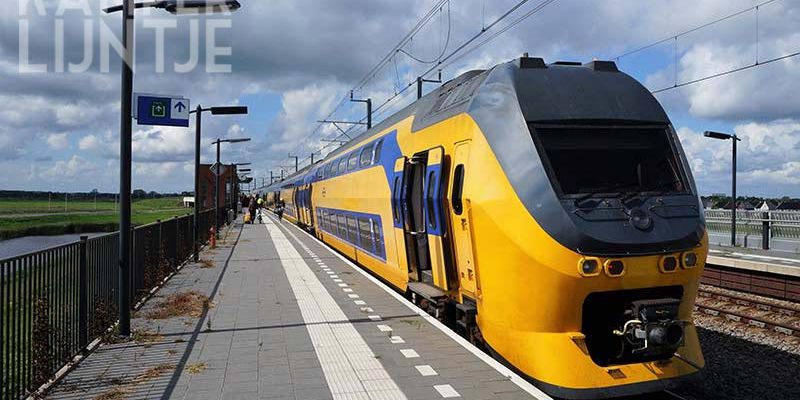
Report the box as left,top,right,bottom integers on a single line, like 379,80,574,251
198,164,239,209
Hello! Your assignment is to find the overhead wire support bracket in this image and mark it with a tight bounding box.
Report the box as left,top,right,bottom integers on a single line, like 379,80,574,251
417,70,443,99
349,91,373,129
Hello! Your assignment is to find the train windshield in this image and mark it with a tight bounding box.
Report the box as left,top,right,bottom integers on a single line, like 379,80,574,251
533,126,688,198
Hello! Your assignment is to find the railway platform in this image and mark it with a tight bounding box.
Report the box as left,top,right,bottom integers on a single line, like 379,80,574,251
708,244,800,277
705,245,800,302
44,215,550,400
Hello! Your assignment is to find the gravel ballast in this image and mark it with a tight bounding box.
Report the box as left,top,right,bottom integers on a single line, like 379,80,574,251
672,327,800,400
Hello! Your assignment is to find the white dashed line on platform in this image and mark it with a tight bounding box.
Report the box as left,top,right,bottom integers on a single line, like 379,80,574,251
415,365,438,376
400,349,419,358
390,336,405,344
434,384,461,398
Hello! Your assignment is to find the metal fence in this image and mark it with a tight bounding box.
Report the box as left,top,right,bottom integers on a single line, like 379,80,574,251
0,208,219,400
704,209,800,252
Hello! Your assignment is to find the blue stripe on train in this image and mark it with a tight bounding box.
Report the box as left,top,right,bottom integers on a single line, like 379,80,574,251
316,207,387,262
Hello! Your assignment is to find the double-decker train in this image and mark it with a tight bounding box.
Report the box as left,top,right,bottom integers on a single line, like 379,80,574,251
260,56,707,399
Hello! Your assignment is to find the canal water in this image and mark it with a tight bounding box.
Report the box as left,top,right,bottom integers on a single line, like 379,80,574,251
0,233,106,259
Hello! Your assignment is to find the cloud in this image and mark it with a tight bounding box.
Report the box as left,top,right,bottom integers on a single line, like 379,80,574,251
2,0,800,195
131,126,194,163
46,133,69,149
78,134,100,151
677,119,800,196
39,155,97,181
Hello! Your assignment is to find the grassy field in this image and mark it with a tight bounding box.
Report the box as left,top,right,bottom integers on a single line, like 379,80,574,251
0,197,191,240
0,197,186,215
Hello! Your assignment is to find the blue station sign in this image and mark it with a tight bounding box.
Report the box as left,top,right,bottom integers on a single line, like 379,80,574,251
134,93,190,127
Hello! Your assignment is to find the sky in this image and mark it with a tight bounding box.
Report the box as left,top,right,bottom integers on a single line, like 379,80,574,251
2,0,799,197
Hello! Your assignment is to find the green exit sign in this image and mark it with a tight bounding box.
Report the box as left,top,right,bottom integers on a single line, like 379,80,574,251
151,101,167,118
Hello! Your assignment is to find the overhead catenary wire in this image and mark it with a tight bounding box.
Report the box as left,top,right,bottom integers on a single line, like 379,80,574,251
280,0,554,174
338,0,558,139
439,0,558,71
396,1,452,64
651,49,800,94
612,0,780,61
280,0,450,166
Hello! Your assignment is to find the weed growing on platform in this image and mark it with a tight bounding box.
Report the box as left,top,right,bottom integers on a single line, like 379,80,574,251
132,329,163,348
134,364,174,382
185,362,207,374
94,387,128,400
399,319,423,330
145,291,209,320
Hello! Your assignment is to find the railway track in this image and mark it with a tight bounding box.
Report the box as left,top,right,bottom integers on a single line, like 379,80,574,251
695,285,800,337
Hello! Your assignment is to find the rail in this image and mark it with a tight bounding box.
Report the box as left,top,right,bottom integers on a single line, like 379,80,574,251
0,207,232,400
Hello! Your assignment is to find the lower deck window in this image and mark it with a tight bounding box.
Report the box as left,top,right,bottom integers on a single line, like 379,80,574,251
318,208,385,260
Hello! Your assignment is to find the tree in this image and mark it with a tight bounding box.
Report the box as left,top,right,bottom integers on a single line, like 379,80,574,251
132,189,147,199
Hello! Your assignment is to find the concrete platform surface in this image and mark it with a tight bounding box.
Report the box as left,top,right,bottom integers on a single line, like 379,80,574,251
45,215,551,400
708,245,800,278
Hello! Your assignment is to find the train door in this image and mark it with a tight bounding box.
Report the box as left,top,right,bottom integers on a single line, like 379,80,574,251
307,184,315,232
400,148,452,291
449,141,478,296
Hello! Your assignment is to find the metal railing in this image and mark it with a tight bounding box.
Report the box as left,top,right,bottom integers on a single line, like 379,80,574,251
704,209,800,251
0,208,220,400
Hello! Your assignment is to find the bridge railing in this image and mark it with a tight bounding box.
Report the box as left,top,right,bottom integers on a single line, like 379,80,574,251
0,208,219,400
704,209,800,251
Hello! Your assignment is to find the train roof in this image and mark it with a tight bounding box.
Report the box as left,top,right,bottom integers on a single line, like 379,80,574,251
265,56,667,191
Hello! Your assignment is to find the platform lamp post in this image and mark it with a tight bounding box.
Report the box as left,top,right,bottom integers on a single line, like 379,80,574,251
103,0,242,337
190,106,247,262
212,138,251,237
704,130,742,247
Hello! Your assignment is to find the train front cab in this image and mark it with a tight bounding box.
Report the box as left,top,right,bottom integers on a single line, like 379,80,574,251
451,60,708,399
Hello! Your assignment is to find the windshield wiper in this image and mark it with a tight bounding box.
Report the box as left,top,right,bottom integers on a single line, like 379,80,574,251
572,183,631,206
620,180,681,203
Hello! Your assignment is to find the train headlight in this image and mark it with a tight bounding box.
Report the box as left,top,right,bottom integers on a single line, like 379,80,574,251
682,252,698,268
604,260,625,277
578,258,600,277
659,255,678,273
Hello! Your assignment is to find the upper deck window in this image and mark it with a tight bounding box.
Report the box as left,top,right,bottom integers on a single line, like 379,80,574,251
348,151,359,170
372,139,384,164
360,143,374,166
531,126,688,198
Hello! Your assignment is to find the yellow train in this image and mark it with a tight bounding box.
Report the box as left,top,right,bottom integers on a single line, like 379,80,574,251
262,56,707,399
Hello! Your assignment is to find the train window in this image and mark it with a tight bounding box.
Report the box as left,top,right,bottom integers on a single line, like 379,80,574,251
392,176,401,223
372,139,383,164
338,158,348,175
330,161,338,176
426,171,437,230
372,219,385,258
346,215,358,244
533,127,688,197
328,211,336,234
358,218,372,251
452,165,465,215
360,143,374,166
337,213,347,239
348,151,359,171
316,169,323,180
